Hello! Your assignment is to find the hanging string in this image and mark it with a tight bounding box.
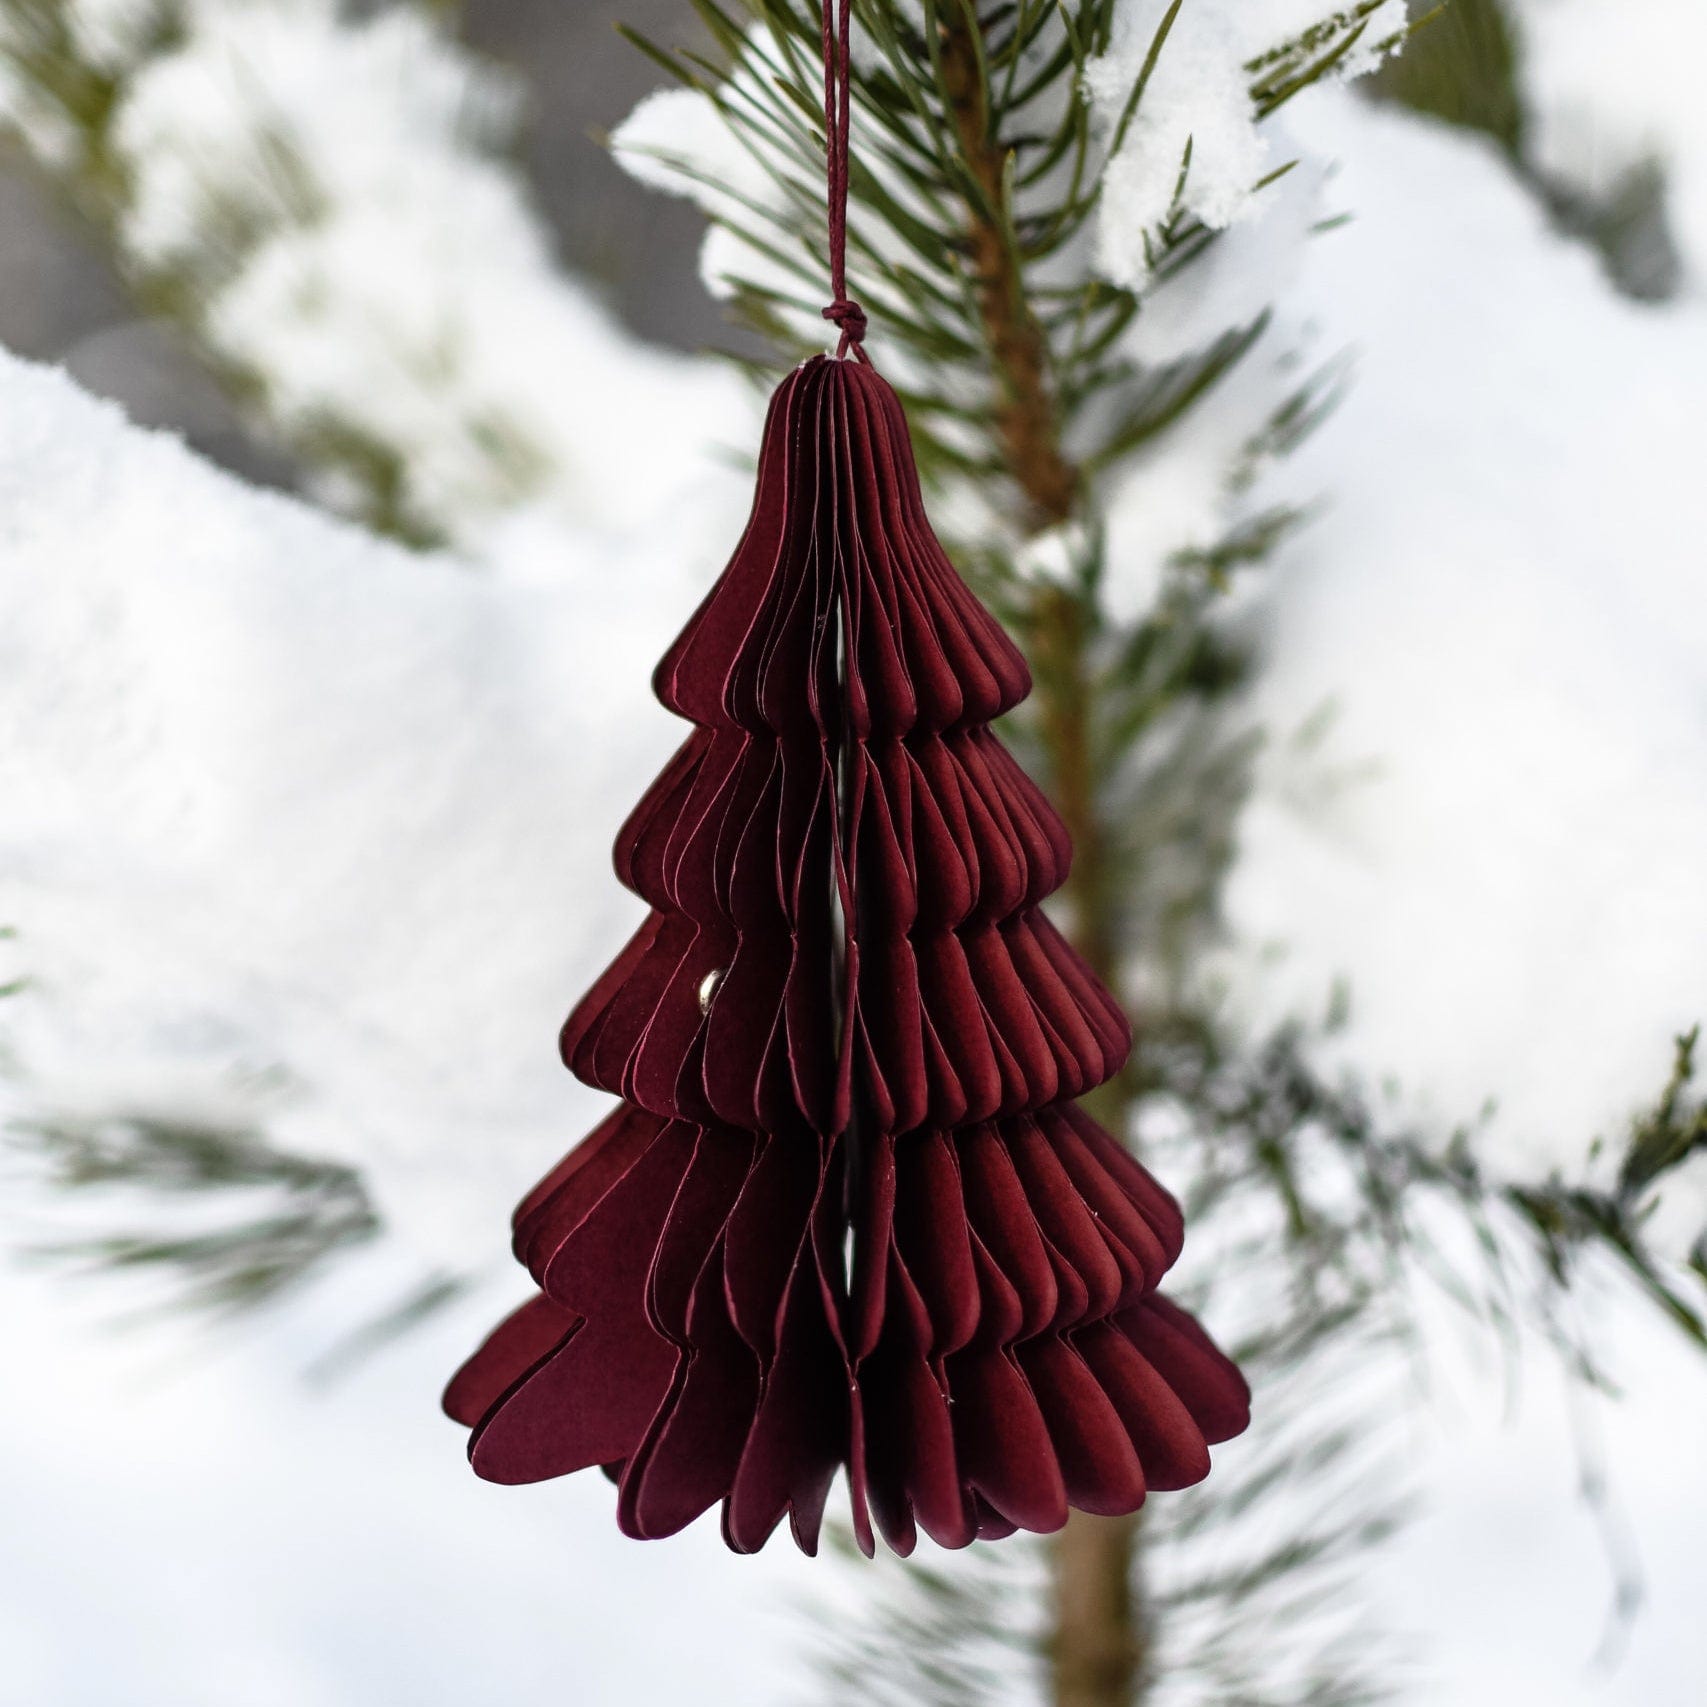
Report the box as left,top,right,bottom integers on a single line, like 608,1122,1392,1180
819,0,868,361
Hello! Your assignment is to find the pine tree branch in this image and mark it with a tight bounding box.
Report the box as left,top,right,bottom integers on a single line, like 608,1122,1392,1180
611,4,1707,1699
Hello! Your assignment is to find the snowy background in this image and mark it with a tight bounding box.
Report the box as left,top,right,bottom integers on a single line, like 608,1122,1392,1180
2,1,1705,1702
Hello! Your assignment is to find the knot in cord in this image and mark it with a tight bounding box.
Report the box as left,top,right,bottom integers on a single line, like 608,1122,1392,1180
821,298,867,355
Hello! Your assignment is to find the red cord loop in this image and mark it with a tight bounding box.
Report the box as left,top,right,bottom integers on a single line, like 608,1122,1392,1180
820,0,868,360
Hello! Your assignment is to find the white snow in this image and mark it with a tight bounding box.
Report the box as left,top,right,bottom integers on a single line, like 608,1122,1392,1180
1122,144,1329,365
0,347,749,1277
0,1262,811,1706
1085,0,1403,287
615,84,780,308
1220,91,1707,1226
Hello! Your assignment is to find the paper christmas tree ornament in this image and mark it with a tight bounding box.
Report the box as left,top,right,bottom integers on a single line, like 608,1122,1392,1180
443,0,1248,1557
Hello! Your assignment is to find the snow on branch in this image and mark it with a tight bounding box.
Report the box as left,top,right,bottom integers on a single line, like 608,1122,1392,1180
0,0,746,550
0,343,745,1284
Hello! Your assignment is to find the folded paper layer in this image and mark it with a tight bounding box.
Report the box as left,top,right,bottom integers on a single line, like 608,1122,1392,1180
445,356,1249,1553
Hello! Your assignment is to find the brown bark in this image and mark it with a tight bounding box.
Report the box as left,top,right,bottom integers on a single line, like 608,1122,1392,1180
937,4,1078,535
1053,1511,1145,1707
1029,578,1148,1707
936,12,1145,1707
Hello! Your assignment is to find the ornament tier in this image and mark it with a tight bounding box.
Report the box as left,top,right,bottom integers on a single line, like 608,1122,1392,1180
445,356,1249,1556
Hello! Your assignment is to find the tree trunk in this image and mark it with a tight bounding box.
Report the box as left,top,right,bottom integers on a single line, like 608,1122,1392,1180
1053,1512,1144,1707
936,11,1146,1704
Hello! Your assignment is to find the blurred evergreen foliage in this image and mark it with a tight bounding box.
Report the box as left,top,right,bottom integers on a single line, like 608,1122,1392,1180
1371,0,1682,301
1373,0,1522,149
19,1112,381,1314
0,0,552,543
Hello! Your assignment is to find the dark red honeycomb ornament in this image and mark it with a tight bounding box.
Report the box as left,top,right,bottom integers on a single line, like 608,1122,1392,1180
444,355,1249,1555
